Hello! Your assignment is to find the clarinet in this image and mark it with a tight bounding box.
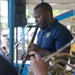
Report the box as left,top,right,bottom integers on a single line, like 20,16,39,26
18,25,39,75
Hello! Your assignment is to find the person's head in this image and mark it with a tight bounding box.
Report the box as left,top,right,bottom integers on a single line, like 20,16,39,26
33,2,54,29
72,33,75,38
4,38,9,47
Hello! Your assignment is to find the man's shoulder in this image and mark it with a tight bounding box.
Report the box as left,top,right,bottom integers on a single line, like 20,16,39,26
0,48,5,56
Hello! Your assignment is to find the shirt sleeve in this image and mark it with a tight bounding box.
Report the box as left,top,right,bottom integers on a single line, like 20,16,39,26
55,29,73,50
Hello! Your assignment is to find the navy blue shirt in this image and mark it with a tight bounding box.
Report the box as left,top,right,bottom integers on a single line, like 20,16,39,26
37,19,73,52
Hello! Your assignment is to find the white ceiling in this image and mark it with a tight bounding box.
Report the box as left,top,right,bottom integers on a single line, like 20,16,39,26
26,0,75,10
1,0,75,26
26,0,75,4
2,0,75,10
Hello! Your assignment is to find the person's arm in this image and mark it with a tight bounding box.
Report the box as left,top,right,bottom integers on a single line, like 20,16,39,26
28,43,53,56
30,53,49,75
39,48,53,56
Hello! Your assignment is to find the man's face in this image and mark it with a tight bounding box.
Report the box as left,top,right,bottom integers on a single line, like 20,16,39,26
5,39,9,46
33,8,48,29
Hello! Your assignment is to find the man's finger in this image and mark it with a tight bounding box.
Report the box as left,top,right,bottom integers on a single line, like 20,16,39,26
35,53,41,60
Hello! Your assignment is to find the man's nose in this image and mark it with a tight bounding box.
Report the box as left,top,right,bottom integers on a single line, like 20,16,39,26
35,19,38,24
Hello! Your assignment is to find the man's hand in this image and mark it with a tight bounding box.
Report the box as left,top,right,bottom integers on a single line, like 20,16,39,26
29,53,49,75
28,43,42,53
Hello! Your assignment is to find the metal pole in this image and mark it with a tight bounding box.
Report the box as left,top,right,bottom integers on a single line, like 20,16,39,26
0,0,1,47
15,27,18,71
22,0,26,53
8,0,14,65
41,0,44,3
22,27,25,52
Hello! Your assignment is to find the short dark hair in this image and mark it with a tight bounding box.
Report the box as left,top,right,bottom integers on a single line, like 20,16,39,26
34,2,53,15
5,38,9,41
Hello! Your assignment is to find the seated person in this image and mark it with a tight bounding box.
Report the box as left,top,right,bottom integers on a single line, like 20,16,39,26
2,38,9,57
70,32,75,55
70,32,75,65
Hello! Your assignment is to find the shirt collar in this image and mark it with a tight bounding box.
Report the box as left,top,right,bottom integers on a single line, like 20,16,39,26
42,19,58,32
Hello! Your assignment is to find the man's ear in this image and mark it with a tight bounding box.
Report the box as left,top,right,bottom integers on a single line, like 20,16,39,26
46,12,51,17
